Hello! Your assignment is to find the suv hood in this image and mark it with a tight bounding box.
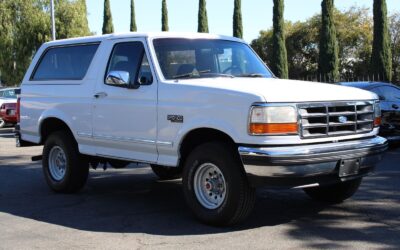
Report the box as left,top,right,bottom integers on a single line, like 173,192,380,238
176,78,377,103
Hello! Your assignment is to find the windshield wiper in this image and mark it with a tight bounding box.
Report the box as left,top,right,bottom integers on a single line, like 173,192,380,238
173,70,211,79
200,72,235,78
237,73,265,78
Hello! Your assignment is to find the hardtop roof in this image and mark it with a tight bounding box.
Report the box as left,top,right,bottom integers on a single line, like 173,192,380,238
42,32,244,47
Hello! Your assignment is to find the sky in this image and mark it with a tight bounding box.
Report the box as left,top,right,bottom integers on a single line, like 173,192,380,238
87,0,400,43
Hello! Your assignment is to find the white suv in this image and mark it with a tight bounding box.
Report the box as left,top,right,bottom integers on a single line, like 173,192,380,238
16,32,387,226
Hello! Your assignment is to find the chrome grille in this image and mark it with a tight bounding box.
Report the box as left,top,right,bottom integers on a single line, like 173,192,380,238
298,101,374,138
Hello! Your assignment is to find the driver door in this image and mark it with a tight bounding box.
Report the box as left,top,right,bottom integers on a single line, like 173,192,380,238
92,38,158,162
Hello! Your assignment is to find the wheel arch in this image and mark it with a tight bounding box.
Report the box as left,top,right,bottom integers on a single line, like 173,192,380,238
178,127,238,168
39,117,75,145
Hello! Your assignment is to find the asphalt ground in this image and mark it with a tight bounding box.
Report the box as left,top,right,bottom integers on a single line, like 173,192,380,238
0,127,399,249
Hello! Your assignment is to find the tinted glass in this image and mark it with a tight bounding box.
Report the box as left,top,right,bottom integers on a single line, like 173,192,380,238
153,38,273,79
32,44,99,80
106,42,152,85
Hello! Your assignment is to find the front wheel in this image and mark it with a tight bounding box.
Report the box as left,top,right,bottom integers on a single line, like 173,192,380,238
303,178,362,203
183,142,255,226
42,131,89,193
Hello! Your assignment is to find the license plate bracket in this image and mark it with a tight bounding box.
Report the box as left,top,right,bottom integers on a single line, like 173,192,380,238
338,158,361,177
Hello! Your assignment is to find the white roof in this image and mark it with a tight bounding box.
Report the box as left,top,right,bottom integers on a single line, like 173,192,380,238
43,32,245,47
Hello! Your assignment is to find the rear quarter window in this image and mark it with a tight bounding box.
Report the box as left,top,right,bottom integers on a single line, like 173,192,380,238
31,43,99,81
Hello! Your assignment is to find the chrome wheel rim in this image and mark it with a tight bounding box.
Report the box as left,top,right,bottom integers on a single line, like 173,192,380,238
48,146,67,181
194,163,227,209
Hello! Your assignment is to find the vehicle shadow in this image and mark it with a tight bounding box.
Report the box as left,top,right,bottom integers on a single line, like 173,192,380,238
0,149,399,247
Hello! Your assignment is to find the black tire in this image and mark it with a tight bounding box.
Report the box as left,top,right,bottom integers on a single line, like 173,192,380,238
183,141,256,226
150,164,182,180
108,159,130,169
42,131,89,193
303,178,362,203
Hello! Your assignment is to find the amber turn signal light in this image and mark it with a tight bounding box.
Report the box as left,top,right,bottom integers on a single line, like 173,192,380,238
249,123,298,135
374,117,381,127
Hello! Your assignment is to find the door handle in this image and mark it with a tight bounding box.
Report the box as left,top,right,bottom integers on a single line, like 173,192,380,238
393,104,399,109
94,92,108,98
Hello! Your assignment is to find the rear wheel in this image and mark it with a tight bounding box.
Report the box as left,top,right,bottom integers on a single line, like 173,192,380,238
183,142,255,226
42,131,89,193
303,178,362,203
150,164,182,180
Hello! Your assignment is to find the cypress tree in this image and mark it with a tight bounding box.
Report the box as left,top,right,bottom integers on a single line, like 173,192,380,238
271,0,288,78
318,0,339,82
233,0,243,38
102,0,114,34
371,0,392,82
162,0,169,31
198,0,209,33
130,0,137,32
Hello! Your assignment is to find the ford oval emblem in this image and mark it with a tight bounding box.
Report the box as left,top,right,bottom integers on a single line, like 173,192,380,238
338,116,348,123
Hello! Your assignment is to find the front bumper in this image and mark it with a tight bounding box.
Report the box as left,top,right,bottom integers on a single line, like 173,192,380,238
238,136,388,188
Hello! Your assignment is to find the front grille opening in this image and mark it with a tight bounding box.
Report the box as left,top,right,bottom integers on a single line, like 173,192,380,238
357,105,373,112
357,113,373,121
304,107,327,114
357,123,373,131
328,125,355,133
305,116,327,124
328,105,355,113
305,127,327,136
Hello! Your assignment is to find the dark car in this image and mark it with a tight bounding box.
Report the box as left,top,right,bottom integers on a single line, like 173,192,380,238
339,82,400,142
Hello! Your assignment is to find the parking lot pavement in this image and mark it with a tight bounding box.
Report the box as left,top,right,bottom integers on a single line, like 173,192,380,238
1,128,399,249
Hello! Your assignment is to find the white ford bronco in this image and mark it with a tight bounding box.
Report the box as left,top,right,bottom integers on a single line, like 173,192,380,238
16,32,387,226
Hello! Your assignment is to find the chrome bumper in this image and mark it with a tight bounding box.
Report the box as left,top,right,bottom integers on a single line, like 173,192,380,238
238,136,388,187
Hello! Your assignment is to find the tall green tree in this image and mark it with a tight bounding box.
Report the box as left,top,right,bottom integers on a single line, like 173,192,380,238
271,0,288,78
371,0,392,82
198,0,209,33
102,0,114,34
0,0,91,86
233,0,243,38
56,0,91,39
252,7,373,81
162,0,169,31
130,0,137,32
390,12,400,84
318,0,339,82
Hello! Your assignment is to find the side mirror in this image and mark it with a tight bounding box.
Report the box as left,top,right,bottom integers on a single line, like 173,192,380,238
105,71,130,86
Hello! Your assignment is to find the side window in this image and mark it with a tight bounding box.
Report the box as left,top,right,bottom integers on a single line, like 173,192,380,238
32,44,99,81
105,42,153,87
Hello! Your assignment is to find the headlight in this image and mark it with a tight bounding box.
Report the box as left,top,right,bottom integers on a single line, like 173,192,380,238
249,105,298,135
374,101,381,127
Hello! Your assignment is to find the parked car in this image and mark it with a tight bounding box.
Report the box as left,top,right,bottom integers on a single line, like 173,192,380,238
339,82,400,142
16,33,387,226
0,87,20,128
0,102,17,128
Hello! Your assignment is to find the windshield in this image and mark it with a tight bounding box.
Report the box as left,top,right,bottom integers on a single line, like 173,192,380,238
153,38,273,80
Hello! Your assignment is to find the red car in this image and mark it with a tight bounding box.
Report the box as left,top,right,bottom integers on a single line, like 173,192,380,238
0,102,17,128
